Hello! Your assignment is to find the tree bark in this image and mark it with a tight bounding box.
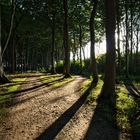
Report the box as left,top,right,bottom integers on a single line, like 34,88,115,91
73,32,76,64
12,38,16,73
2,0,16,57
116,0,121,73
79,24,82,72
63,0,70,78
0,5,10,83
130,0,133,74
51,13,56,74
90,0,98,85
0,5,3,77
125,0,129,78
99,0,116,101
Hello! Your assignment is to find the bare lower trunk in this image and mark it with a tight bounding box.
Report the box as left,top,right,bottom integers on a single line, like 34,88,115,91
51,13,56,74
0,5,3,77
90,0,98,85
63,0,70,78
2,0,16,57
79,24,82,72
125,0,129,78
130,0,133,74
82,47,85,64
99,0,116,101
0,1,14,83
116,0,121,73
0,5,8,83
73,32,76,64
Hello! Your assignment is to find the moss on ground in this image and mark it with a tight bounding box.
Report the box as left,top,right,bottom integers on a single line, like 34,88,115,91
0,77,26,115
40,74,75,88
116,84,140,138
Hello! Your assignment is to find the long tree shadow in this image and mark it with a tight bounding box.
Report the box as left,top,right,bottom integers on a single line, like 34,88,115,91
125,84,140,140
8,78,76,108
0,77,70,109
0,77,65,97
35,84,93,140
0,74,63,88
84,94,119,140
125,84,140,97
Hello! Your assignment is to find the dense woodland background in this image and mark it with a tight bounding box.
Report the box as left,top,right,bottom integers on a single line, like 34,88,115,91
0,0,140,139
0,0,139,78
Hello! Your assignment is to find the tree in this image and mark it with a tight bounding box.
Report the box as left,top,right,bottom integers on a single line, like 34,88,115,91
124,0,129,78
116,0,121,73
0,0,15,83
63,0,70,78
99,0,116,101
90,0,98,85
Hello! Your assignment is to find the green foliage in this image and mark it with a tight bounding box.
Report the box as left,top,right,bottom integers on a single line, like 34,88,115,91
55,61,64,73
0,0,11,5
87,79,103,102
0,77,26,115
40,74,75,88
96,54,106,73
116,85,140,136
0,77,26,94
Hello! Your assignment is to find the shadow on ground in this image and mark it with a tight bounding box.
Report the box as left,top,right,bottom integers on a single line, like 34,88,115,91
35,83,93,140
84,94,119,140
1,77,65,97
8,78,75,108
0,74,62,88
125,84,140,140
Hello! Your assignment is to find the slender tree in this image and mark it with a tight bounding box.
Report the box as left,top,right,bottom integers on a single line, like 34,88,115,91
63,0,70,78
116,0,121,73
79,24,82,71
0,5,2,78
51,13,56,74
99,0,116,101
125,0,129,78
0,0,15,83
90,0,98,85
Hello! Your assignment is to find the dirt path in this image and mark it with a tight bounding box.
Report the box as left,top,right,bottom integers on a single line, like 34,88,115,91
0,75,120,140
0,76,95,140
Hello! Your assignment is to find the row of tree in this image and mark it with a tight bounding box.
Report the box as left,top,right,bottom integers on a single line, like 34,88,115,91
0,0,139,85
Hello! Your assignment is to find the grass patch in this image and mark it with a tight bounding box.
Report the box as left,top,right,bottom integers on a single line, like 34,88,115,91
40,74,75,88
87,79,103,102
0,78,26,94
116,84,140,137
40,74,63,83
52,77,74,88
0,77,26,115
80,79,91,92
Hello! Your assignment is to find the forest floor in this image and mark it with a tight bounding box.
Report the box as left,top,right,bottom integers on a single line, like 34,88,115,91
0,73,139,140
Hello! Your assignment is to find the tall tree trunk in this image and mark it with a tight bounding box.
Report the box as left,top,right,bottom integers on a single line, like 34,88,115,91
130,0,133,74
0,5,10,83
99,0,116,101
73,32,76,64
82,47,86,64
116,0,121,73
90,0,98,85
0,0,15,83
79,24,82,72
63,0,70,78
12,38,16,73
0,5,3,77
51,13,56,74
125,0,129,78
2,0,16,57
135,25,139,74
